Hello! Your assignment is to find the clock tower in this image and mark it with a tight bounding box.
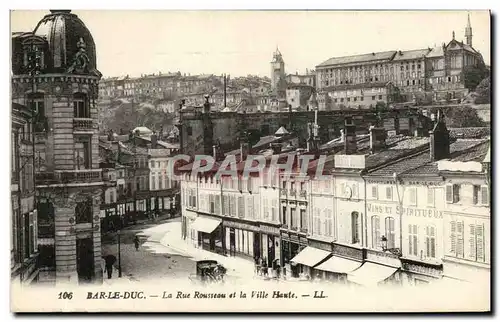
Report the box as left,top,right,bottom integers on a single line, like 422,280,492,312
270,47,286,98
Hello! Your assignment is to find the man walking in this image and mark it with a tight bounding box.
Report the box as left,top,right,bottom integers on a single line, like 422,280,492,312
103,254,117,279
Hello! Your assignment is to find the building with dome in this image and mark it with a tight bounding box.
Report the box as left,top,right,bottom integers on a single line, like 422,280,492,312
11,10,104,285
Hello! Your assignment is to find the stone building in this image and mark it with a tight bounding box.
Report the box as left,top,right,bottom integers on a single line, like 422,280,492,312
12,10,103,284
315,15,484,105
11,102,39,285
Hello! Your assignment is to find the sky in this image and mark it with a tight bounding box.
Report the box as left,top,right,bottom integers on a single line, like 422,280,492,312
10,10,491,78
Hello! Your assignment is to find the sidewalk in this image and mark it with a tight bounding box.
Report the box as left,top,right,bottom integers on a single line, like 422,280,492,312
137,221,255,279
136,221,306,284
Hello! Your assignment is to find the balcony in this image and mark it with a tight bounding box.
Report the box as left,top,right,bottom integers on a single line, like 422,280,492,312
36,169,102,185
299,190,307,198
73,118,93,132
280,188,287,196
300,227,308,234
289,189,297,197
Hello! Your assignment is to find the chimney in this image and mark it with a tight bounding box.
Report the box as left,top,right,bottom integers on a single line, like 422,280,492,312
429,110,450,161
151,132,158,149
344,118,357,155
203,95,210,113
369,125,387,153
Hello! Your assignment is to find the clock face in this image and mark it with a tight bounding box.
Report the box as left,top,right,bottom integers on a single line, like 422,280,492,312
344,186,352,199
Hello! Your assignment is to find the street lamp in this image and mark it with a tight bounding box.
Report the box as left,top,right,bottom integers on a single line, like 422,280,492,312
117,229,122,277
380,235,402,257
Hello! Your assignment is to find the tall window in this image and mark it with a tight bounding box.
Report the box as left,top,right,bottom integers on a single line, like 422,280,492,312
385,217,396,249
263,199,269,221
425,225,436,258
371,215,380,249
29,93,46,131
73,92,90,118
446,184,461,203
282,205,287,226
371,186,378,199
74,136,91,170
408,224,418,256
290,208,297,230
408,187,417,205
351,212,360,244
209,195,215,213
313,208,320,235
75,198,93,224
238,196,245,218
324,209,332,237
300,209,307,231
463,223,486,262
272,199,278,222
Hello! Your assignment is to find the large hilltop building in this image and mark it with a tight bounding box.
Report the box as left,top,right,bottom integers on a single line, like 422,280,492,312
315,15,484,109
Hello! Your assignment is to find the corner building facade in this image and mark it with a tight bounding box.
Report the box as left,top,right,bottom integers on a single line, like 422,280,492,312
12,10,103,285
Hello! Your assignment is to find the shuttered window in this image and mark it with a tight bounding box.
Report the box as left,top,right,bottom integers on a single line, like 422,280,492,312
468,224,476,260
450,221,457,255
371,186,378,199
480,186,489,206
408,224,418,256
238,196,245,218
372,216,380,249
313,208,321,235
426,226,436,258
385,217,395,249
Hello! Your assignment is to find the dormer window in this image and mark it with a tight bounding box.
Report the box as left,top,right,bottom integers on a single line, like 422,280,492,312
73,92,90,118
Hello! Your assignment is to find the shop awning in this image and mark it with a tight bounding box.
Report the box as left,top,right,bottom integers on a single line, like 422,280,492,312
290,246,330,267
191,216,221,234
347,262,399,286
316,256,362,274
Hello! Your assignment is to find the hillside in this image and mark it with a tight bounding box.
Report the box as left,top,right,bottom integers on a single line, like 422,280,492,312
98,97,176,135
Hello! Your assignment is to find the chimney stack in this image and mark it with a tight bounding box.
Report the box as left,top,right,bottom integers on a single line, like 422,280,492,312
429,110,450,161
344,117,357,155
369,125,387,154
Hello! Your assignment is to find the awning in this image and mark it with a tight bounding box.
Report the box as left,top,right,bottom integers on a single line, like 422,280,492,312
290,246,330,267
347,262,399,286
316,256,362,274
190,216,221,234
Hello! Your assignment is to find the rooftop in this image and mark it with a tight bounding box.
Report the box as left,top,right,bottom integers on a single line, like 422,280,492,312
317,51,397,68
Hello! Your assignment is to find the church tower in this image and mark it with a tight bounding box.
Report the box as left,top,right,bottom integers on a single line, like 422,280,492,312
270,47,286,98
465,13,473,47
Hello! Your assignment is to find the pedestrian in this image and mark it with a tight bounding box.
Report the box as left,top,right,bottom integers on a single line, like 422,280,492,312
103,254,117,279
254,256,260,276
134,235,140,251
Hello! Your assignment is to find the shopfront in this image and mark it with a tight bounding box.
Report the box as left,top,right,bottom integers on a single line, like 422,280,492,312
260,224,281,268
400,258,443,286
223,219,260,259
191,215,224,254
281,231,308,278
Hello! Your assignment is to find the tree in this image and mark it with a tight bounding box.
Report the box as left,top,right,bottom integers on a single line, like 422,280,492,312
464,63,488,91
474,76,491,104
445,106,486,128
375,101,388,111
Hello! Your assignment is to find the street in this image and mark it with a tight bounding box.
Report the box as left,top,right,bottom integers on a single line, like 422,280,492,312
102,218,196,283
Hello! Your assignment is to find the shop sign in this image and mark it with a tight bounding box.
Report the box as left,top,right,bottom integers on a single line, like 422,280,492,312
308,240,332,252
366,249,401,267
224,220,259,232
367,203,443,219
402,262,442,277
260,224,280,236
333,243,363,260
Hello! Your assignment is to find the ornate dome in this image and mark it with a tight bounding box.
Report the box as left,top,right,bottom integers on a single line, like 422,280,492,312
33,10,99,76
